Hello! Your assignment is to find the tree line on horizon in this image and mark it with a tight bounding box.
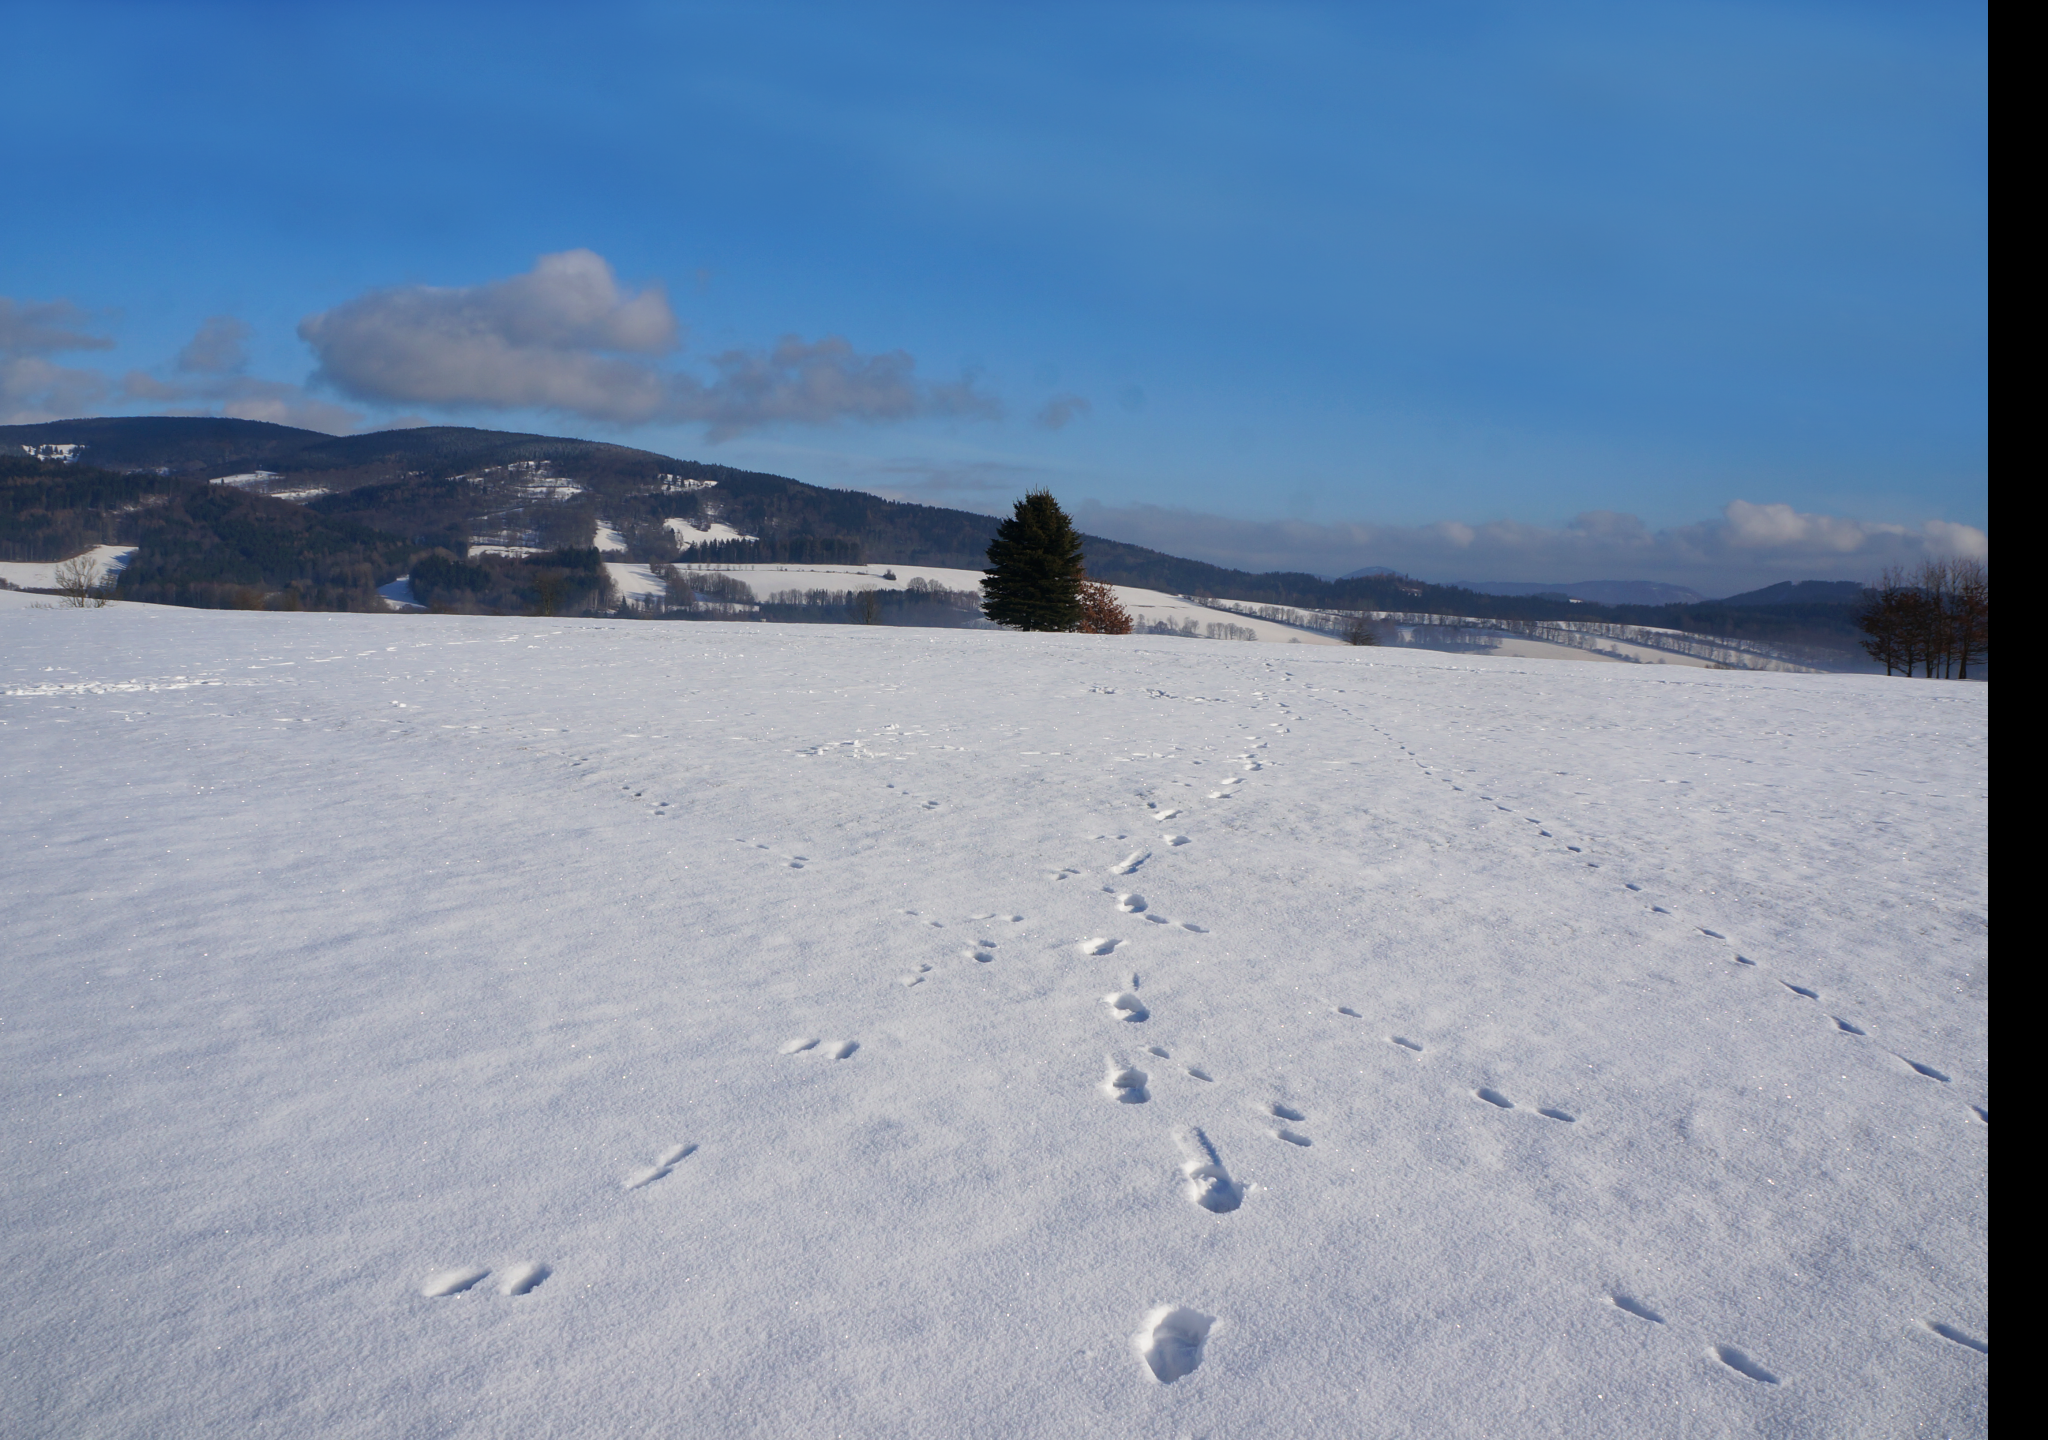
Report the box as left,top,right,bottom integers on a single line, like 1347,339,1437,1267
1856,559,1988,679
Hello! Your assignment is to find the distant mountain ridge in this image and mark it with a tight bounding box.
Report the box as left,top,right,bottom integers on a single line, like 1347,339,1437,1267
0,417,1872,658
1446,579,1708,606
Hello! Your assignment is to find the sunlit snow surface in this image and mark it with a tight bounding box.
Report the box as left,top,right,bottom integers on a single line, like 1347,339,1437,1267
1,599,1987,1437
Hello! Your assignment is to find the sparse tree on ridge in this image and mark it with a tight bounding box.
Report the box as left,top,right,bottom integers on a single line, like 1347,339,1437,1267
982,491,1086,631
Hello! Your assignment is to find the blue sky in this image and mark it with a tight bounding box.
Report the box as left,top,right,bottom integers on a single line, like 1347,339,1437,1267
1,1,1985,591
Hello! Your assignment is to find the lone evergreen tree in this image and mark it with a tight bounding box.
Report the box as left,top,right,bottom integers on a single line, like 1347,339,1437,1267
982,490,1086,631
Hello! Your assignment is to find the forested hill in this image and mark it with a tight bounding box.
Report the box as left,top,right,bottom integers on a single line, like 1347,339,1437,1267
0,417,1866,651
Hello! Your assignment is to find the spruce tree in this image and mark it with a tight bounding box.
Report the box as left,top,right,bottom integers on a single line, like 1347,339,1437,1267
981,490,1086,631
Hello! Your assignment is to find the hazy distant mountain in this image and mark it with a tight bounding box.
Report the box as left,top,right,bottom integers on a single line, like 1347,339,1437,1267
1448,579,1707,606
1337,565,1402,579
1714,580,1869,607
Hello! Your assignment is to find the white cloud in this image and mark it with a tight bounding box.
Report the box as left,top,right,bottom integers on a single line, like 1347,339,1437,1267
0,297,113,358
175,315,253,375
0,297,116,423
298,250,999,437
1035,393,1092,430
1068,498,1987,597
299,249,676,422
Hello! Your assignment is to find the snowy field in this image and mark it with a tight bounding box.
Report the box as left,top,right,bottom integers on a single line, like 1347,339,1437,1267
1,598,1987,1437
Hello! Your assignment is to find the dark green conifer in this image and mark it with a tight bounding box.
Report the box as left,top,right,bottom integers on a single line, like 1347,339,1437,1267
981,491,1086,631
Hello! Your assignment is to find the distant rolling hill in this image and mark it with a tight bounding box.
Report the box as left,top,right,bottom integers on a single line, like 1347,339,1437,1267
0,417,1873,656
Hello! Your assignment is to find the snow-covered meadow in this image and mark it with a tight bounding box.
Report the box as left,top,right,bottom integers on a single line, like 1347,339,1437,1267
1,598,1987,1437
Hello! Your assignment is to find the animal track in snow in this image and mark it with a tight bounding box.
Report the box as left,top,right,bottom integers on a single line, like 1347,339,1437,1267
1162,834,1190,846
499,1262,550,1295
1734,955,1758,966
624,1142,697,1190
1922,1321,1988,1354
966,945,996,962
1156,809,1182,820
824,1040,859,1059
1335,1006,1361,1018
1476,1088,1515,1109
1175,1128,1242,1213
1078,937,1121,956
1136,1306,1215,1384
1391,1036,1423,1052
1609,1294,1665,1323
1273,1128,1312,1146
1109,851,1150,875
1104,991,1150,1022
1103,1062,1151,1104
1781,982,1819,1000
422,1267,490,1297
1899,1057,1950,1082
1267,1102,1307,1123
1699,927,1726,940
1146,1045,1170,1058
1537,1107,1577,1123
1185,1064,1214,1082
1114,892,1147,912
1833,1017,1866,1035
899,964,932,986
1712,1346,1781,1385
781,1037,820,1054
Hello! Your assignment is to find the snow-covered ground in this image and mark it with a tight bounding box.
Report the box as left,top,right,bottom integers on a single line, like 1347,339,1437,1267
1,603,1987,1437
665,517,758,548
0,544,137,591
667,563,1345,644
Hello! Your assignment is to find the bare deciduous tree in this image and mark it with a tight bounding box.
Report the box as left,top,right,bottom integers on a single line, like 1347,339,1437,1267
54,554,108,608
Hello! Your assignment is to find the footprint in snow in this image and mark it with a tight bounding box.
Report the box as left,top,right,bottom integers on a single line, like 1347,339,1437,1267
498,1262,550,1296
1833,1017,1866,1035
1078,937,1121,956
1898,1057,1950,1082
1781,981,1818,999
1110,851,1150,876
1267,1101,1307,1123
1136,1306,1215,1384
1162,834,1190,846
1184,1064,1214,1082
1104,990,1149,1022
1335,1006,1361,1018
1610,1294,1664,1323
1114,892,1147,913
1712,1346,1781,1385
1391,1036,1423,1052
624,1143,698,1190
783,1036,857,1059
1921,1321,1989,1354
965,944,996,962
1477,1088,1516,1109
1175,1127,1242,1213
1048,868,1082,883
1103,1061,1150,1104
899,965,932,986
422,1267,490,1297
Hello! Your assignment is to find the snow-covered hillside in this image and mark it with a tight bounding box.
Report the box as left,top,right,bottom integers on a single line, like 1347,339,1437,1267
1,600,1987,1437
